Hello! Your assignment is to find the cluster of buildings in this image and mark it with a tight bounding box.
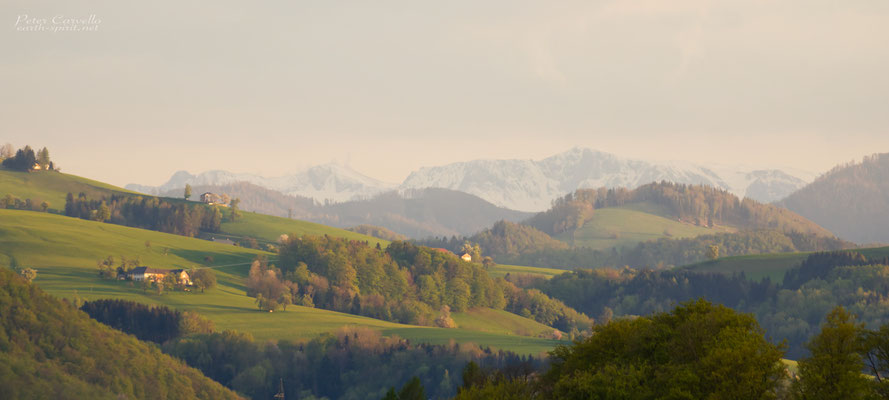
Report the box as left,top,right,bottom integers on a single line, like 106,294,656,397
199,192,230,206
125,267,192,286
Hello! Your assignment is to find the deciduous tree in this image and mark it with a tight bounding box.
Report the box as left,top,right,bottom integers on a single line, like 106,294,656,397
793,306,874,399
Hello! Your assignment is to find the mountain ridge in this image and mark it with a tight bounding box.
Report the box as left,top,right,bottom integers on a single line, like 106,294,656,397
777,153,889,244
127,148,817,212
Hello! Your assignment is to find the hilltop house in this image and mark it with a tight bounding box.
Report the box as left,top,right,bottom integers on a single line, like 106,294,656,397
127,267,192,286
200,192,230,206
461,253,473,262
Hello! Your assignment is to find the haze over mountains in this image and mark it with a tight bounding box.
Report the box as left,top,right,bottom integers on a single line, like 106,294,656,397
128,148,816,212
778,153,889,245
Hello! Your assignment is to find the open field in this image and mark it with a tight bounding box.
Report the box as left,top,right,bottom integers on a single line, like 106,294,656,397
0,169,137,212
0,209,558,354
683,246,889,283
557,202,733,250
219,210,388,248
452,308,558,337
487,264,567,279
0,168,383,246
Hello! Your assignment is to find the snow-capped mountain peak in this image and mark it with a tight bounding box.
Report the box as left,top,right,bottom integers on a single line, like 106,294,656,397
126,163,396,203
128,148,815,212
398,148,815,211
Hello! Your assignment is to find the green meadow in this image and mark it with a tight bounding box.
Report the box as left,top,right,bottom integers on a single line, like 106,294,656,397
0,209,559,355
0,168,382,246
219,210,388,248
683,246,889,283
557,202,733,250
0,169,137,212
487,263,567,279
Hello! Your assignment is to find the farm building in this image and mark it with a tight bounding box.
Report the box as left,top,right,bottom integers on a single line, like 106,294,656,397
128,267,192,285
200,192,230,206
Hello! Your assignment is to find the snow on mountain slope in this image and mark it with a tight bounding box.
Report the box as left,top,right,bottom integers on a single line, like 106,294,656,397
399,148,814,211
126,163,396,203
128,148,814,212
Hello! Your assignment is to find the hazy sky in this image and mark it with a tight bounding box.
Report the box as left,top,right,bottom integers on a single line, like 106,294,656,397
2,1,888,186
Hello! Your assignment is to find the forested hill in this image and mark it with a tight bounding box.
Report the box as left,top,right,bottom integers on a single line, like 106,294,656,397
527,181,833,238
159,184,534,238
0,267,241,400
778,153,889,244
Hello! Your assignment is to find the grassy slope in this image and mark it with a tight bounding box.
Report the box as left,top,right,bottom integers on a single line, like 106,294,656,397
0,210,557,355
683,246,889,283
487,264,566,279
219,210,388,248
0,168,384,246
0,267,242,400
452,308,558,337
0,169,138,211
557,202,734,250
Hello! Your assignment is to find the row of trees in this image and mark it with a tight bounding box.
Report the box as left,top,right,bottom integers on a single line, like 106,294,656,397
533,250,889,358
1,194,50,211
65,192,223,236
162,326,543,400
453,224,849,270
80,299,214,344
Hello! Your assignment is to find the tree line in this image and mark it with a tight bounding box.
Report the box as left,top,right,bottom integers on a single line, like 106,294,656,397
1,193,51,212
162,326,543,400
80,299,214,344
420,221,850,270
456,300,889,399
65,192,223,237
532,250,889,359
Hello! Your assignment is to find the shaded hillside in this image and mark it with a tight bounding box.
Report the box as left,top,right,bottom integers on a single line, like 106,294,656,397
526,182,834,241
0,267,241,399
162,185,534,238
778,153,889,244
317,188,534,238
468,221,569,258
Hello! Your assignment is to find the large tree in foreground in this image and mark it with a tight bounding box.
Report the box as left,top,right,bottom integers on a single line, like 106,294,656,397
542,299,786,399
793,306,874,400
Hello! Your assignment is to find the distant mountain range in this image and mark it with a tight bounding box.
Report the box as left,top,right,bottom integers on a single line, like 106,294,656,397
127,163,395,204
777,153,889,245
401,148,815,211
153,182,533,238
128,147,816,212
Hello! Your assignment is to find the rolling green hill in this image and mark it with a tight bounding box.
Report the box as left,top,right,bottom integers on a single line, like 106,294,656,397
525,182,834,252
219,210,388,248
487,264,566,279
0,266,241,400
0,168,384,246
0,169,137,211
683,246,889,282
451,308,559,337
0,209,558,355
556,202,734,250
